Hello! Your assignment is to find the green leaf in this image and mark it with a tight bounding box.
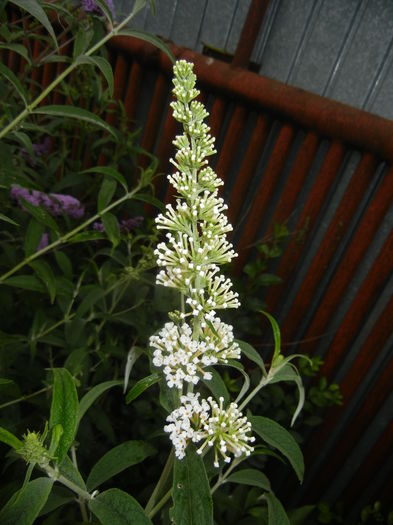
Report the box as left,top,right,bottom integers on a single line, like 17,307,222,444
123,346,142,393
249,416,304,483
201,367,230,405
86,440,156,491
58,455,86,491
78,379,123,425
0,477,54,525
260,310,281,364
3,275,46,293
0,61,28,105
82,166,128,192
76,55,114,97
33,105,117,139
287,505,316,525
264,492,290,525
98,177,117,212
0,212,19,226
226,469,271,492
48,424,63,457
116,29,175,64
54,251,73,279
236,339,266,376
29,259,56,303
0,426,23,450
0,43,31,65
10,0,57,49
19,197,60,233
49,368,79,462
76,286,106,317
171,443,213,525
269,364,305,427
73,27,94,59
69,231,106,243
125,374,160,405
92,0,113,25
224,359,250,405
89,488,152,525
24,219,45,256
132,193,165,212
101,212,120,246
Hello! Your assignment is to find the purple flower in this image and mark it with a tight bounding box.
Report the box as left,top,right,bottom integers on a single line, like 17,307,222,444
93,221,105,232
81,0,115,17
37,233,49,251
10,185,85,219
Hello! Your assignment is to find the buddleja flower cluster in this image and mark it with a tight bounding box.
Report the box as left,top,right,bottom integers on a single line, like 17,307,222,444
150,60,254,466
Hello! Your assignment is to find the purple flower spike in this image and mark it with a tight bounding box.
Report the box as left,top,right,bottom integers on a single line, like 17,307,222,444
10,185,85,219
93,221,105,232
22,136,51,166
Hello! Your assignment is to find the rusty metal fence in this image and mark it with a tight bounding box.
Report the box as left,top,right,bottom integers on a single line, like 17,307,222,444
4,0,393,515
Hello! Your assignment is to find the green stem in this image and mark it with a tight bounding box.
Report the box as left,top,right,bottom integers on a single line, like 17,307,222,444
145,449,174,515
238,374,271,412
0,185,140,283
0,386,51,410
0,3,143,141
71,446,89,521
210,458,242,495
46,466,93,501
147,488,172,519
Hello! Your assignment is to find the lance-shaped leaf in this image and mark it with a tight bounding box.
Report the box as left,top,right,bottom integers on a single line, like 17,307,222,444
82,166,128,192
125,373,160,405
86,440,156,491
10,0,57,49
269,362,305,427
0,477,54,525
0,426,23,450
78,379,123,425
33,106,117,139
171,443,213,525
250,416,304,483
76,55,114,97
89,488,152,525
49,368,79,462
116,29,175,64
226,468,271,492
260,310,281,365
0,62,28,105
264,492,290,525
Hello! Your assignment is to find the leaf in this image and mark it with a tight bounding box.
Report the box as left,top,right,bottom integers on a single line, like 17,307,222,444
76,55,114,97
89,488,152,525
226,469,271,492
0,60,28,105
58,455,86,491
49,368,79,462
98,177,117,212
0,43,31,65
24,218,45,256
3,275,46,293
76,286,106,316
260,310,281,365
86,440,156,491
54,251,73,279
249,416,304,483
19,197,60,233
201,367,230,405
78,379,123,425
269,364,305,427
0,212,19,226
33,105,117,139
171,443,214,525
29,259,57,303
0,426,23,450
224,359,250,405
125,374,160,405
9,0,57,49
102,212,120,247
123,346,142,393
132,192,165,212
116,29,175,64
236,339,266,376
69,231,106,243
92,0,113,26
287,505,316,525
73,27,94,59
264,492,290,525
82,166,128,192
0,477,54,525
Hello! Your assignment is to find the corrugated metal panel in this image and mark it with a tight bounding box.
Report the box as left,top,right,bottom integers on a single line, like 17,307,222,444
116,0,393,120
